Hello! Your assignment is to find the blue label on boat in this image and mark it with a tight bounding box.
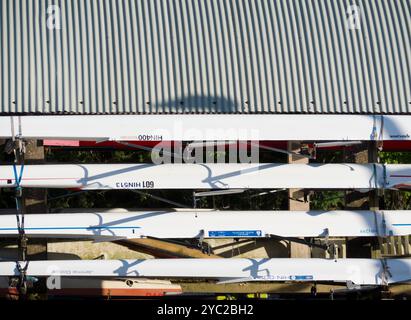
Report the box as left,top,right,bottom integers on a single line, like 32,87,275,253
208,230,263,237
289,275,314,280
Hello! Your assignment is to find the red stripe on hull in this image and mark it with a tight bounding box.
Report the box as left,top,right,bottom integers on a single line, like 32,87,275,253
43,140,411,152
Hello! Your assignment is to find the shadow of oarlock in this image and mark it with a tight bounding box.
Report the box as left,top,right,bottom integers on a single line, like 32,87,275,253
88,211,170,236
199,164,229,189
75,163,153,188
113,259,143,277
89,212,105,237
200,163,285,188
242,258,271,279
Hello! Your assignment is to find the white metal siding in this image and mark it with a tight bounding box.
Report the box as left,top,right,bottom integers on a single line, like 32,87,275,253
0,0,410,114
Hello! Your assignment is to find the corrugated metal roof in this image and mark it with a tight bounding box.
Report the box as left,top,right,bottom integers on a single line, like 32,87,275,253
0,0,410,115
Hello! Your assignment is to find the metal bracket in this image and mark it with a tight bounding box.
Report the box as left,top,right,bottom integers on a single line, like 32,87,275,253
314,141,363,149
287,196,306,203
196,229,211,255
322,228,335,258
268,229,337,258
311,283,317,296
268,234,328,251
249,189,286,199
193,189,245,197
198,229,205,245
16,261,29,296
4,137,26,159
380,258,392,286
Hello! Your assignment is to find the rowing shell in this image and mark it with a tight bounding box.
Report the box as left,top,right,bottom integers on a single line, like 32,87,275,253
1,115,410,141
0,210,410,239
0,258,409,286
1,163,410,189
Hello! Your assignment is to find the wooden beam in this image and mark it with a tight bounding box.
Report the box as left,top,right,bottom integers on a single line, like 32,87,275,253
23,140,47,260
180,281,342,294
180,281,411,297
287,141,311,258
119,238,221,259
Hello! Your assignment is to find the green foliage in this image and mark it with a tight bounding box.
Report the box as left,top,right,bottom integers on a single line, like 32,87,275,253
315,150,344,164
379,152,411,209
1,146,411,211
379,151,411,164
310,191,345,210
383,190,411,210
200,189,288,210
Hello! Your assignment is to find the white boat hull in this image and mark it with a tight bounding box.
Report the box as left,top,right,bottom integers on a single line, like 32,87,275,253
1,115,410,141
0,163,410,189
0,258,410,285
1,210,411,239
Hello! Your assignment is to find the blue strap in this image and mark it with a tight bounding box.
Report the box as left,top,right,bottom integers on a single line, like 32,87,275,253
13,163,24,190
13,164,25,232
